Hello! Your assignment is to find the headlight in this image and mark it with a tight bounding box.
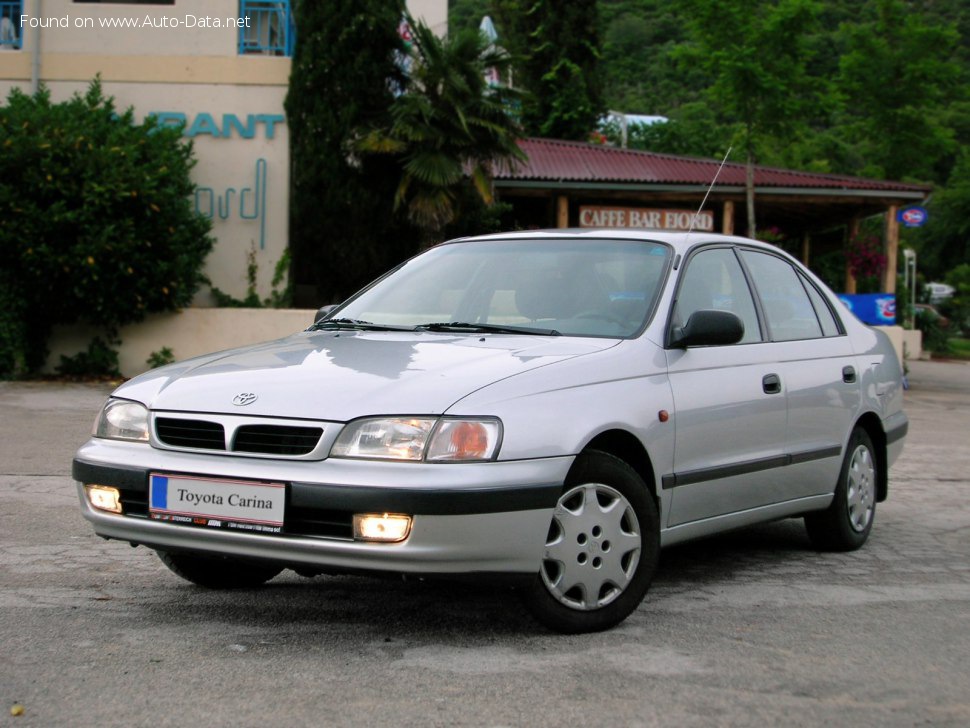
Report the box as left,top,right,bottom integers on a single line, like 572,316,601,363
331,417,501,462
94,398,150,442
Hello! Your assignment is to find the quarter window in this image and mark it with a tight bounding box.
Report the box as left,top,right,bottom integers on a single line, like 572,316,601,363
800,273,842,337
740,250,823,341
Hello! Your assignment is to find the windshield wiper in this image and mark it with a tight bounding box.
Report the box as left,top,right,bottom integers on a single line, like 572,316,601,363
415,322,561,336
311,318,412,332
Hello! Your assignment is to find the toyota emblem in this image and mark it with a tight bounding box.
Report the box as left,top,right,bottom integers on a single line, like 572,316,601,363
232,392,258,406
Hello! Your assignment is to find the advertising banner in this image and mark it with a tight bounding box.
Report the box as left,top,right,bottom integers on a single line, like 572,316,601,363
837,293,896,325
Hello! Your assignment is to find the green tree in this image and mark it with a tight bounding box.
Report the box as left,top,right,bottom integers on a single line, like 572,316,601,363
285,0,415,305
357,16,525,243
681,0,825,236
912,151,970,275
0,80,213,376
836,0,961,182
494,0,605,140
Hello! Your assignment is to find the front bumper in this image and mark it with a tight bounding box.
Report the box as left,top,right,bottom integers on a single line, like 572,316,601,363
74,438,570,575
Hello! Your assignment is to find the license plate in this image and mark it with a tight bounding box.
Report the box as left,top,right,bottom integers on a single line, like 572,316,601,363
149,474,285,534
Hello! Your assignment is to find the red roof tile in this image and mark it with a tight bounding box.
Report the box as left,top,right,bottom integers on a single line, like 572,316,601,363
496,138,929,194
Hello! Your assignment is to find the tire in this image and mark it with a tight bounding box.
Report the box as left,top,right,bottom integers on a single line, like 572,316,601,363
156,550,284,589
522,450,659,634
805,427,878,552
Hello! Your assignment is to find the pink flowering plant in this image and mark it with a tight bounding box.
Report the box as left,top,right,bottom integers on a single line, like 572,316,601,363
846,234,887,292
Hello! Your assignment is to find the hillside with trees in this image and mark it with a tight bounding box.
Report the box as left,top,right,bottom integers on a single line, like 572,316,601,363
449,0,970,280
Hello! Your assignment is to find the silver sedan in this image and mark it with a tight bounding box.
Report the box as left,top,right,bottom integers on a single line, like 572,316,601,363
74,230,907,633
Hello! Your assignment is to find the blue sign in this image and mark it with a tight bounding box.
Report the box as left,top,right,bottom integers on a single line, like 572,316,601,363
838,294,896,325
898,206,928,228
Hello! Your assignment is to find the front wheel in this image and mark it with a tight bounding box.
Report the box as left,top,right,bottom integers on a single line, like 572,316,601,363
156,550,284,589
805,427,879,551
522,450,659,633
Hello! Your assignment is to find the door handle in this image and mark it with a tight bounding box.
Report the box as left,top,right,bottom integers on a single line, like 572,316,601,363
763,373,782,394
843,366,857,384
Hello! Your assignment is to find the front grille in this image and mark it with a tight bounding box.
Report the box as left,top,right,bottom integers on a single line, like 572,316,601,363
234,424,323,456
285,506,354,540
156,418,226,450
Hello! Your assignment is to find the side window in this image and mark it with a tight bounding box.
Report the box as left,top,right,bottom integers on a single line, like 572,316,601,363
674,248,762,344
800,273,842,337
740,250,823,341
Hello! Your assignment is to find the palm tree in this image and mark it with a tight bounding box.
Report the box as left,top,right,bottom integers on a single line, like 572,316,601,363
358,15,526,243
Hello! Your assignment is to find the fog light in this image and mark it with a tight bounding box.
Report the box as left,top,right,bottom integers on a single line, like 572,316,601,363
86,485,122,514
353,513,412,542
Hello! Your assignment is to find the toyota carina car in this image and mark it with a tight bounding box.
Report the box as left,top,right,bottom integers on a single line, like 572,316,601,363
74,230,907,633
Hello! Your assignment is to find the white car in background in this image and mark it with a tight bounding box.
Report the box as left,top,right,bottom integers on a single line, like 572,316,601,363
74,230,907,633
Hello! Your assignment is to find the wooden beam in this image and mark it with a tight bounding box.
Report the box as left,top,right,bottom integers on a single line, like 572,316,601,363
801,232,810,266
722,200,735,235
884,205,899,294
556,196,569,228
845,217,860,294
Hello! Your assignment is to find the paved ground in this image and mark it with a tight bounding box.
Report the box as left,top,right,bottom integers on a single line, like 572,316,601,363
1,360,968,727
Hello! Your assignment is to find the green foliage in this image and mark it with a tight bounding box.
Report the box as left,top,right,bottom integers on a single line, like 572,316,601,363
56,336,121,379
210,245,292,308
146,346,175,369
915,310,952,354
942,263,970,335
0,79,213,375
285,0,416,305
0,272,27,379
493,0,605,140
913,152,970,274
836,0,960,181
357,15,525,243
680,0,824,235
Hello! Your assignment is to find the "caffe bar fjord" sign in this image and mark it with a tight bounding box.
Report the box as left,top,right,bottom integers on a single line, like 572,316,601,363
579,206,713,231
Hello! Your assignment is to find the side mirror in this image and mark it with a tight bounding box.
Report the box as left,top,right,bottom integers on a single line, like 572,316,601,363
670,309,744,348
313,304,338,324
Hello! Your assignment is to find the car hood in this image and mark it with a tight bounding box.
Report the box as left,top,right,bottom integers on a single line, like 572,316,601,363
116,330,618,421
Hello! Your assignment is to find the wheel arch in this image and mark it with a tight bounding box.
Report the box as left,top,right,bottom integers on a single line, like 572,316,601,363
577,429,659,508
854,412,888,502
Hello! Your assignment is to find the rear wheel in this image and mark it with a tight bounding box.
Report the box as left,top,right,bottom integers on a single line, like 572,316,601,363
522,450,659,633
805,427,878,551
156,550,284,589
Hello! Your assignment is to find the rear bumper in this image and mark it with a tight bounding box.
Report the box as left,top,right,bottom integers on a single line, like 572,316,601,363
74,439,571,575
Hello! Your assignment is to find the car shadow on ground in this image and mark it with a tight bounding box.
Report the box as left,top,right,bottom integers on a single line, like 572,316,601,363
132,518,816,637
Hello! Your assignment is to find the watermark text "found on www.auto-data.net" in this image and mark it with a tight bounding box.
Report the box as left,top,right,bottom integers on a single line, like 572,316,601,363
18,14,252,30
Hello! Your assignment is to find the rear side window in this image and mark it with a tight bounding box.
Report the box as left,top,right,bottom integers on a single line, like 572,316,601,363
800,273,842,337
739,250,823,342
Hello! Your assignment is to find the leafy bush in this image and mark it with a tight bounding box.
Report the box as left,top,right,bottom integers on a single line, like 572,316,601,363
0,79,214,376
210,245,292,308
56,336,121,379
146,346,175,369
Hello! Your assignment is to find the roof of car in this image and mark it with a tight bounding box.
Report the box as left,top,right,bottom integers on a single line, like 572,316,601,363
450,228,777,255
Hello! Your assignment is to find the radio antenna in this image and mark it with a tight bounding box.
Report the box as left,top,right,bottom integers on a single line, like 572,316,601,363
687,146,733,242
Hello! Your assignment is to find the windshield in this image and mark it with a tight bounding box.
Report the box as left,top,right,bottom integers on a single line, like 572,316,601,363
330,238,671,338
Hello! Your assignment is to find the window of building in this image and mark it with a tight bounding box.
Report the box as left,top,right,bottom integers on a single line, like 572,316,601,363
238,1,293,57
1,2,23,50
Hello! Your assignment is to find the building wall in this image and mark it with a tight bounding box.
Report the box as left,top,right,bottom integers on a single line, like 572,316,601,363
1,0,446,305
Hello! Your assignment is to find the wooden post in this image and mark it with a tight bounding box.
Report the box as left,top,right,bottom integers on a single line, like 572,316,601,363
722,201,735,235
556,196,569,228
801,232,810,266
845,217,860,294
884,205,899,294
